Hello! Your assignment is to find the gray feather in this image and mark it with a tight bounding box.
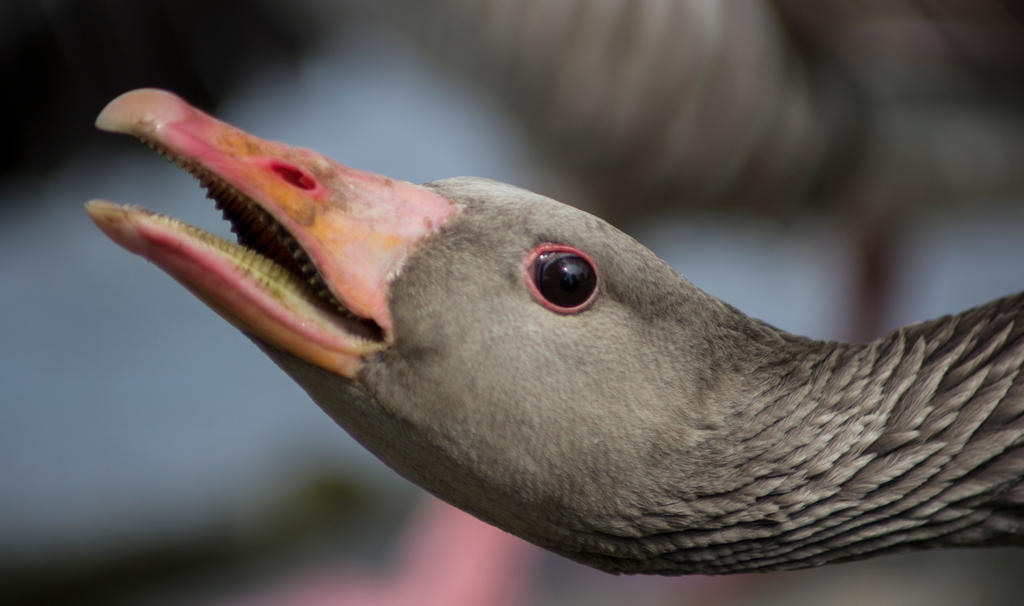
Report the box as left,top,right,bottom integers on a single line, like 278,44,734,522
260,177,1024,574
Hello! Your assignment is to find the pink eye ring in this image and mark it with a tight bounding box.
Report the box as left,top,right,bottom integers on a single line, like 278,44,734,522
524,244,598,313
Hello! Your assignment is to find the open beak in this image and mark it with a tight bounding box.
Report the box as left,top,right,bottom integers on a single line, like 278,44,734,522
87,88,458,379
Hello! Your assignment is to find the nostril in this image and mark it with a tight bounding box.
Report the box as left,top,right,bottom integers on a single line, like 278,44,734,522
271,162,316,190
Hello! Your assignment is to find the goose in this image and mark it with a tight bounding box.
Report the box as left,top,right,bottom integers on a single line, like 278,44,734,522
87,89,1024,575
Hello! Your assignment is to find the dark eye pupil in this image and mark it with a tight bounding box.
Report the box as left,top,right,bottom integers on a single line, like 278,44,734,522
534,252,596,308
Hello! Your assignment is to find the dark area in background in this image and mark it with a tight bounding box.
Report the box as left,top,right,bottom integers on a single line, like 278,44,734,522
2,470,414,606
10,0,1024,215
390,0,1024,217
3,2,329,603
1,0,321,179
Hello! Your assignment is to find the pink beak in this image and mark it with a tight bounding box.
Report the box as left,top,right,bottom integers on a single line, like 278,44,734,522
87,89,458,378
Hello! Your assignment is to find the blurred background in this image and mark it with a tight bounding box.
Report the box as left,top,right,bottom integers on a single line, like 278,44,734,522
4,0,1024,604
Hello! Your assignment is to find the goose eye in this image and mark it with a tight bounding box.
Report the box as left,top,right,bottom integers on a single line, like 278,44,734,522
526,245,598,312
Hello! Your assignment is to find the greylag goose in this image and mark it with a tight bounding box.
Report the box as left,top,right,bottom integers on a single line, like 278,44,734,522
87,89,1024,575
